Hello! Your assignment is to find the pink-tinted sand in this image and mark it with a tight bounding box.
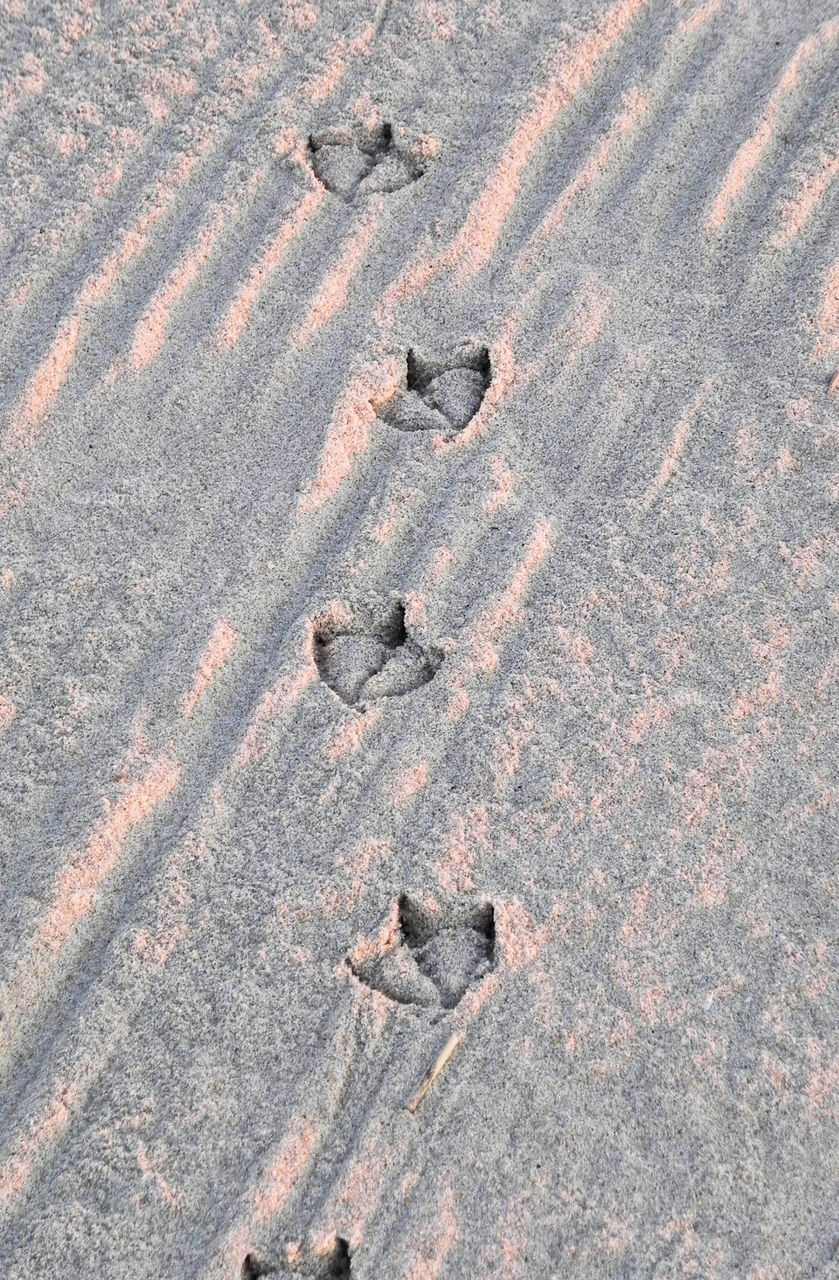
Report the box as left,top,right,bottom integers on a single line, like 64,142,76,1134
2,1,838,1276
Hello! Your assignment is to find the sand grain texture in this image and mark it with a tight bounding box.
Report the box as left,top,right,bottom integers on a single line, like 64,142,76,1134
1,0,839,1276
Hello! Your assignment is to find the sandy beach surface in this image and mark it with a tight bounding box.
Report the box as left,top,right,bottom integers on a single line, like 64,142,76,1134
1,0,839,1275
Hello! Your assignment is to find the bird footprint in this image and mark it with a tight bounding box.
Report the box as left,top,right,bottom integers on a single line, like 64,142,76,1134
349,895,496,1010
378,344,492,438
308,123,425,201
313,600,443,709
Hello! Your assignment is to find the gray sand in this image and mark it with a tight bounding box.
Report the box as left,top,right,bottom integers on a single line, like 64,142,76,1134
1,0,839,1276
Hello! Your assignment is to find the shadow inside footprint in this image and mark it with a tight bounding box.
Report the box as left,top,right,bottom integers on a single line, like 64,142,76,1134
313,601,443,708
243,1256,271,1280
242,1238,351,1280
308,122,425,201
350,895,496,1010
378,344,492,437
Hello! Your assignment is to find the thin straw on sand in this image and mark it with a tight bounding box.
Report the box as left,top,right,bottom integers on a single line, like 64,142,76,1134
407,1032,464,1114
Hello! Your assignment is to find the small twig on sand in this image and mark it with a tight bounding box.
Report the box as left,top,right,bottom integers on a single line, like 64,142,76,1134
828,370,839,395
407,1031,464,1114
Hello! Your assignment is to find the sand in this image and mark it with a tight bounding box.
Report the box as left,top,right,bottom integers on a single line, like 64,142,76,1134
1,0,839,1275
